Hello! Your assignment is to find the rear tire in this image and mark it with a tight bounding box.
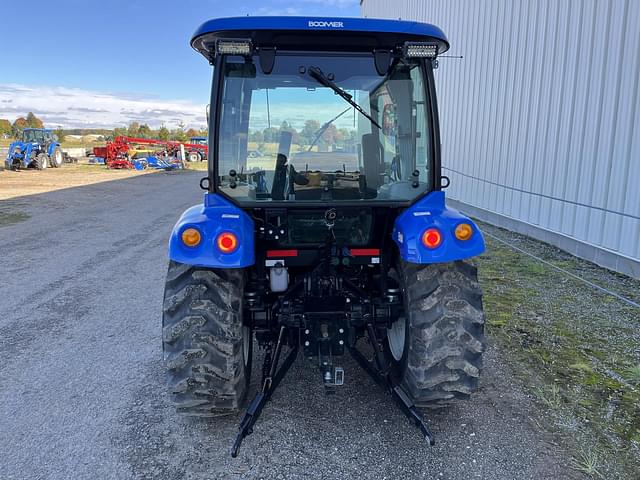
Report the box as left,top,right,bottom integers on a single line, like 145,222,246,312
50,147,63,168
162,261,252,415
390,260,486,408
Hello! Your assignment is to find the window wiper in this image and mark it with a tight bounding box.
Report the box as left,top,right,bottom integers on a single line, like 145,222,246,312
308,66,381,130
307,107,351,152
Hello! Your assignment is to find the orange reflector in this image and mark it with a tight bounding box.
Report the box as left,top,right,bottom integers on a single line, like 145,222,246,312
181,228,201,247
216,232,238,253
455,223,473,241
421,228,442,249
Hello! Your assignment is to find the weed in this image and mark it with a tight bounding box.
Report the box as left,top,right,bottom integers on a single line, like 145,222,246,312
570,447,604,478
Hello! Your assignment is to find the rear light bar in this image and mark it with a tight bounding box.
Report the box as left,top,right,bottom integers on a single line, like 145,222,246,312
216,39,253,56
403,42,438,58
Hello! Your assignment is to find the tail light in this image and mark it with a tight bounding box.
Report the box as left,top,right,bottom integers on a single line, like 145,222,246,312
421,228,442,249
216,232,238,253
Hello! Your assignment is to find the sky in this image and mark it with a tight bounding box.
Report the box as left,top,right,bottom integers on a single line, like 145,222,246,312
0,0,361,130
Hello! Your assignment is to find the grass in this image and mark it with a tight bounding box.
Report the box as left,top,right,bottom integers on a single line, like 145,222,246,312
477,222,640,478
0,210,29,226
570,448,605,478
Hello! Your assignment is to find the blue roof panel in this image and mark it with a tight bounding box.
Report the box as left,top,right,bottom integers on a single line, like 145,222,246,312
191,16,449,57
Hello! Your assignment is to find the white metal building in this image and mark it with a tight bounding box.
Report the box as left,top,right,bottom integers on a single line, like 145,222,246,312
361,0,640,278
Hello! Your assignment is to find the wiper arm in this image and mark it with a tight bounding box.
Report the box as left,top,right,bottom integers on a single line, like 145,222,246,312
307,107,351,152
308,66,381,130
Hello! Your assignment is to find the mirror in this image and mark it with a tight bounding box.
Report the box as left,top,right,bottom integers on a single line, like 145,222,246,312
382,103,396,137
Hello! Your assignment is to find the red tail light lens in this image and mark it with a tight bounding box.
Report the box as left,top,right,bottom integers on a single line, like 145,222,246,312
216,232,238,253
421,228,442,249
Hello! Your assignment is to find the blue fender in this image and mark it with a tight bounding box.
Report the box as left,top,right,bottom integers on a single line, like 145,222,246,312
168,193,255,268
393,191,485,263
47,142,61,156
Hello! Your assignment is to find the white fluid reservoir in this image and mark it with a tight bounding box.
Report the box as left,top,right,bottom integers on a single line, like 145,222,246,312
270,263,289,292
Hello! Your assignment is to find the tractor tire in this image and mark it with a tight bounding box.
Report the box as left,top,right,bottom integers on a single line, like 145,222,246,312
50,147,64,168
188,151,202,163
34,153,48,170
388,260,485,408
162,261,252,416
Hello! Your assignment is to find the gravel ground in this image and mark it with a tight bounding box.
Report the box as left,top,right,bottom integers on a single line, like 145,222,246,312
0,171,581,480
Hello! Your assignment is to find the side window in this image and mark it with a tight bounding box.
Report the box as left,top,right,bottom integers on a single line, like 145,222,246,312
410,66,430,172
376,88,396,168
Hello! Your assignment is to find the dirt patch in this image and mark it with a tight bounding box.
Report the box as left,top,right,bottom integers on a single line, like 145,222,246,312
477,221,640,478
0,163,157,201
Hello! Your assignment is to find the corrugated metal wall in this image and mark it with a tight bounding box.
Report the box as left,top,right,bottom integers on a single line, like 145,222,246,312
362,0,640,277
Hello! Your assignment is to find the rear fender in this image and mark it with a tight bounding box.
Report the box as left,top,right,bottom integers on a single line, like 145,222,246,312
168,193,255,268
47,142,61,156
392,191,485,263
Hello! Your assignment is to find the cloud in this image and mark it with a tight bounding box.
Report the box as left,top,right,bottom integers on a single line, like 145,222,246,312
0,84,207,129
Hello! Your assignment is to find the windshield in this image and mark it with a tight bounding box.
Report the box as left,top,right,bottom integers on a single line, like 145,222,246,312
23,130,47,143
216,52,433,204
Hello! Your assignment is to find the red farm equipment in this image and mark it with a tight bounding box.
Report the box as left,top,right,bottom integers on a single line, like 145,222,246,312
94,136,208,169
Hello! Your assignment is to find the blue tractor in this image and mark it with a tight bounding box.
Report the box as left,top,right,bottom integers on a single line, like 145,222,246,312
6,128,64,170
163,16,486,456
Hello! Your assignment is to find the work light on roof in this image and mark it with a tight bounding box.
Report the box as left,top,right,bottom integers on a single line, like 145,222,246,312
216,39,253,56
403,42,438,58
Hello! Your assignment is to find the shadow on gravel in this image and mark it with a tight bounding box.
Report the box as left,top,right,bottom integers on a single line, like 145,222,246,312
113,344,576,480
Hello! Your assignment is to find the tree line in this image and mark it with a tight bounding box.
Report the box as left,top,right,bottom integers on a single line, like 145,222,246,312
250,120,357,149
0,113,207,143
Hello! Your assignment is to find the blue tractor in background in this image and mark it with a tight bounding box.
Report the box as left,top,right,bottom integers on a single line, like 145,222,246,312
6,128,64,170
163,16,486,456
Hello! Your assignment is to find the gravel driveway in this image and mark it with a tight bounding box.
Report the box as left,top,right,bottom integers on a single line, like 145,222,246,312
0,171,581,479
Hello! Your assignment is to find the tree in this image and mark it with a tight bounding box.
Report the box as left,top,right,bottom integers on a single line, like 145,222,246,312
185,128,199,139
158,125,170,141
170,128,187,142
249,130,264,143
138,123,151,138
113,127,127,139
321,124,338,146
12,117,28,137
25,112,44,128
54,127,65,142
300,119,321,146
0,119,11,137
127,121,140,137
262,127,279,143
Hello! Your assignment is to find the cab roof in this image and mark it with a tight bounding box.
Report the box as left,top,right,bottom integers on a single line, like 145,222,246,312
191,16,449,62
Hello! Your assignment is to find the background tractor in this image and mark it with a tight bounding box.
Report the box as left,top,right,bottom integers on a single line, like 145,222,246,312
5,128,64,170
187,136,208,162
163,16,486,456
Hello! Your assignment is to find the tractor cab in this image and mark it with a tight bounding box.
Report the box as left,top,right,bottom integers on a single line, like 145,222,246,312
189,136,207,145
22,128,56,145
163,17,486,457
193,17,448,208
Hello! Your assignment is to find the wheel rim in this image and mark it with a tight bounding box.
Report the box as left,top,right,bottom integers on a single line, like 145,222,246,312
387,316,406,361
242,325,251,366
41,156,48,169
54,151,63,166
188,152,199,162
